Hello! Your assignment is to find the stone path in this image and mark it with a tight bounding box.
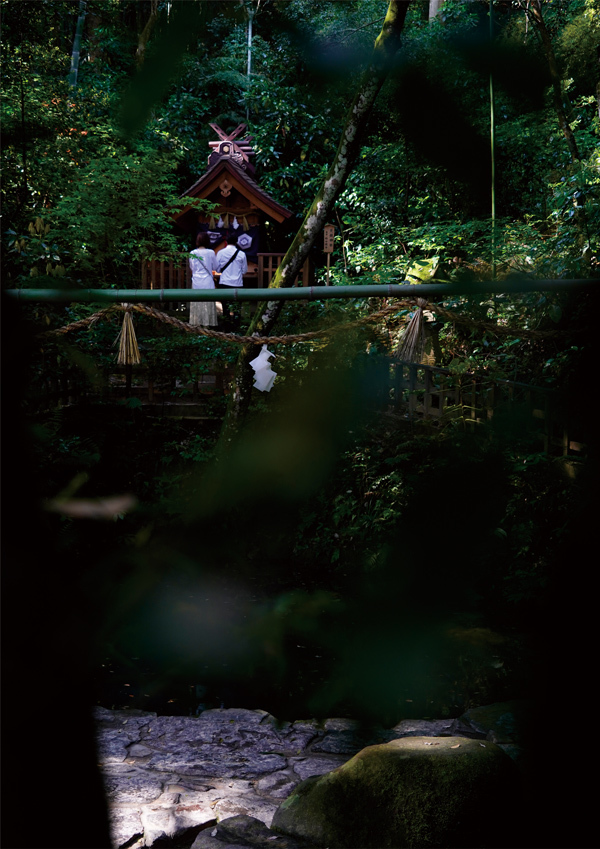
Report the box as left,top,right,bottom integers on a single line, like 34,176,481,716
95,703,523,848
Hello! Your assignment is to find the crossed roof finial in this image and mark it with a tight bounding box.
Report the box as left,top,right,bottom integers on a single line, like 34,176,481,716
209,123,248,143
208,123,255,170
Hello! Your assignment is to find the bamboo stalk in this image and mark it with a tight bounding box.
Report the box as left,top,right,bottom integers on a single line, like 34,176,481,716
8,279,598,304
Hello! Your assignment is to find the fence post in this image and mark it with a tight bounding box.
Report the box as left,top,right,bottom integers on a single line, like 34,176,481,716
257,254,265,288
424,367,432,418
408,364,417,419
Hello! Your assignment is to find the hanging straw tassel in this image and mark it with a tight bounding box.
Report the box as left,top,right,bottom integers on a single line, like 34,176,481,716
394,298,427,363
115,306,141,366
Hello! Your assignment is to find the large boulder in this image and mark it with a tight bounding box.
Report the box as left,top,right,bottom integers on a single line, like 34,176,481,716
271,736,522,849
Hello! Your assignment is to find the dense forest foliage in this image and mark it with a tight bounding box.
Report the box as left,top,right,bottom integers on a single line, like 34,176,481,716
3,0,599,285
2,5,599,845
2,0,599,731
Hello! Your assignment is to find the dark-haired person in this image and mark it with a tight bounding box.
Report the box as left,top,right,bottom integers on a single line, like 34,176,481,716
189,232,218,326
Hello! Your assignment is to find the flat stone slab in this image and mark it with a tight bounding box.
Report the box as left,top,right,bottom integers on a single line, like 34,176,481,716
191,815,318,849
94,703,521,848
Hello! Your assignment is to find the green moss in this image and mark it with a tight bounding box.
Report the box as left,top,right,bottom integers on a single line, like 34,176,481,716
272,737,522,848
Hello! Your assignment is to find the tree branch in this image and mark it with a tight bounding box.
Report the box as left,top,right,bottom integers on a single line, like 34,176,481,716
136,0,159,68
524,0,580,163
217,0,413,449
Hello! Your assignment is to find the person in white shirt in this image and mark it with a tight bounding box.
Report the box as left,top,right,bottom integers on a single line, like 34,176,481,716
189,232,218,326
216,233,248,325
216,232,248,287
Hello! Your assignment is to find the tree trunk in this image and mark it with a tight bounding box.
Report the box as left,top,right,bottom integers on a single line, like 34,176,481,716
68,0,87,88
217,0,413,450
597,44,600,121
19,61,27,208
86,11,104,64
526,0,580,163
429,0,444,21
136,0,159,68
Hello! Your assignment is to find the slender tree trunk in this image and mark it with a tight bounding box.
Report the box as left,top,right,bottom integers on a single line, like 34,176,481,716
217,0,413,450
136,0,159,68
86,11,104,63
597,44,600,121
19,63,27,207
525,0,580,163
68,0,87,88
429,0,444,21
524,0,591,261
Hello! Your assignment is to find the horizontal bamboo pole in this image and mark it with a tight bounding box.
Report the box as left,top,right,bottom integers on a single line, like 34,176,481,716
5,279,598,303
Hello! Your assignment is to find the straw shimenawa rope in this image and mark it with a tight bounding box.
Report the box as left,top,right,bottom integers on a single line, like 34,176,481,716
38,301,412,345
37,299,571,346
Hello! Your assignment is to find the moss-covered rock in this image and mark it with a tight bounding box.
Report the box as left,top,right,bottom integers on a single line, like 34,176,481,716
271,736,522,849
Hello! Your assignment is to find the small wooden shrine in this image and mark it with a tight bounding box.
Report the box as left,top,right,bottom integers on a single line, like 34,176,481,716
146,123,312,289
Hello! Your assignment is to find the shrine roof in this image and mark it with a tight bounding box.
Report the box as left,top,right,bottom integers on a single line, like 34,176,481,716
177,157,292,224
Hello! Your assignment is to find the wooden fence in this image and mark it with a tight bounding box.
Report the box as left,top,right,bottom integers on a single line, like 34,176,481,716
32,347,585,456
255,253,314,287
380,360,582,456
140,253,314,312
140,255,192,289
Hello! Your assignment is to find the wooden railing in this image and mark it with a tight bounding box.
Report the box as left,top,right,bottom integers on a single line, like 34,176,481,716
381,360,582,456
256,253,314,287
139,255,191,313
140,253,314,305
31,346,585,456
140,255,192,289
